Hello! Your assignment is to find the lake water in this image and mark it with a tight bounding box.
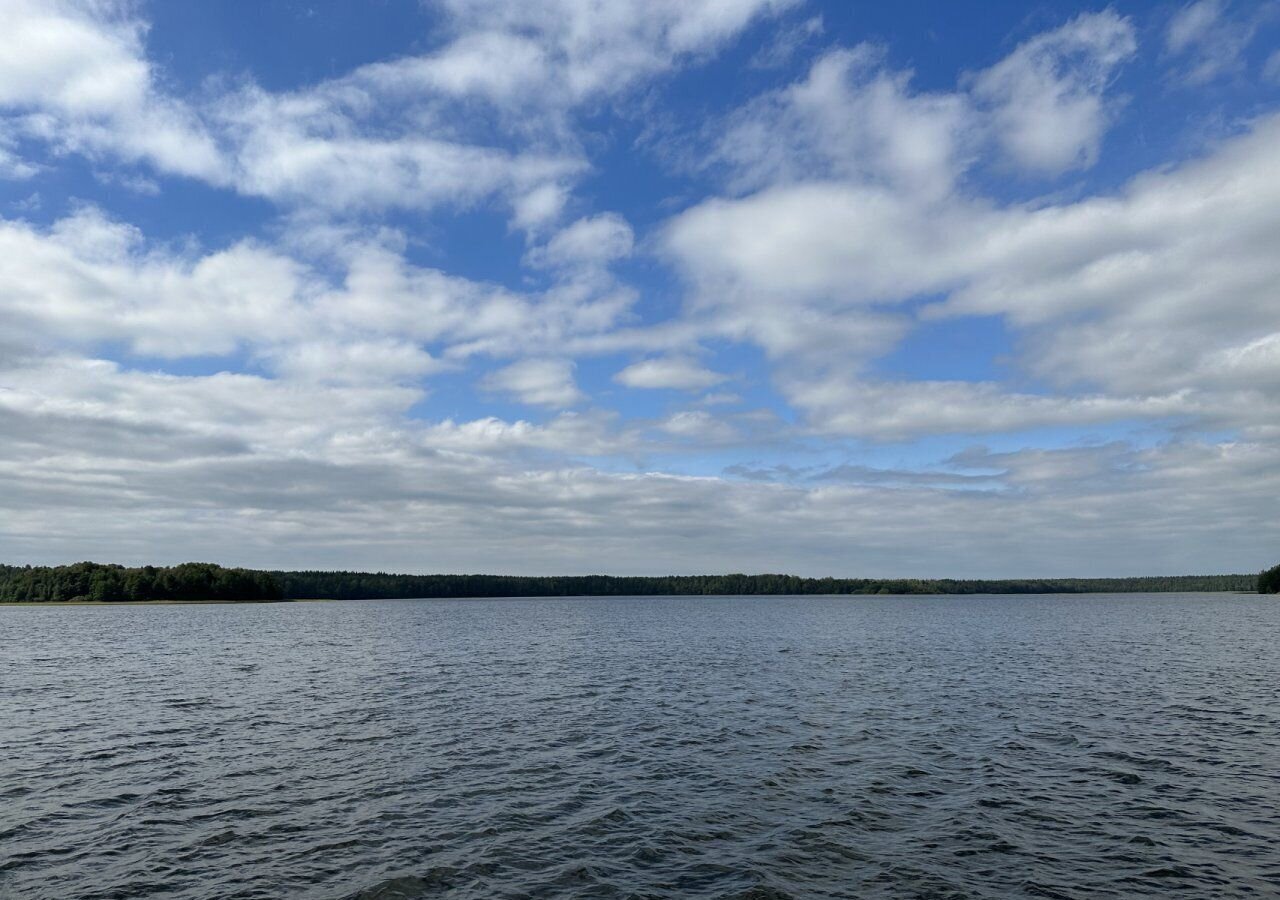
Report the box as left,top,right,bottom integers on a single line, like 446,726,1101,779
2,593,1278,899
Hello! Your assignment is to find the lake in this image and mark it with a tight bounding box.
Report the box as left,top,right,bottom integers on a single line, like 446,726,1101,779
2,593,1278,898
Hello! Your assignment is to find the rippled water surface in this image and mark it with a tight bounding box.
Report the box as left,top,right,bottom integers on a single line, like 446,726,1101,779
3,593,1279,898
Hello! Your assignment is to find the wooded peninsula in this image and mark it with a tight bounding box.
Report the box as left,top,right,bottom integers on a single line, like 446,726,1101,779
1,561,1276,603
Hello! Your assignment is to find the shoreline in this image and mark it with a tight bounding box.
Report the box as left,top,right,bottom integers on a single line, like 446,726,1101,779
5,563,1265,602
0,591,1261,606
0,599,311,607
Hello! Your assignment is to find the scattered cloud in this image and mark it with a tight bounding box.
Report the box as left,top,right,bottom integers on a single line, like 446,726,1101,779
1164,0,1264,85
615,357,727,391
0,0,226,181
658,409,740,443
0,0,796,222
968,10,1137,174
481,358,585,408
668,113,1280,439
782,375,1194,441
716,44,974,200
714,9,1137,205
527,213,635,270
0,132,39,179
426,0,801,105
750,15,824,69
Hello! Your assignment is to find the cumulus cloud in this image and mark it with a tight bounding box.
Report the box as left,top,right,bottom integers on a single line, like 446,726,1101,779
481,358,585,408
667,112,1280,439
666,181,961,307
210,81,582,216
657,410,738,443
426,0,800,104
0,0,794,220
0,0,226,180
267,340,445,386
417,412,629,458
527,213,635,270
615,357,726,391
512,182,570,231
968,11,1137,174
936,116,1280,407
0,205,646,405
712,9,1136,209
716,45,973,200
0,207,306,358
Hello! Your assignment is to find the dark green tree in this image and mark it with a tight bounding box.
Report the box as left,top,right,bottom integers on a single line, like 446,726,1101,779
0,562,282,603
1260,564,1280,594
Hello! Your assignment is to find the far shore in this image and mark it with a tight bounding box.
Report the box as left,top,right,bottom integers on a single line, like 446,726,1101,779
1,592,1265,607
6,563,1267,602
0,598,321,607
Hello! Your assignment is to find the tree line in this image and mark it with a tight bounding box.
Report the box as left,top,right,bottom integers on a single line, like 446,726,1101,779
0,562,282,603
1,562,1273,603
1260,564,1280,594
272,570,1260,599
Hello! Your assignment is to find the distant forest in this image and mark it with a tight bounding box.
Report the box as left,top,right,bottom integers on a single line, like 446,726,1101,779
0,562,282,603
0,562,1271,603
1261,564,1280,594
274,571,1261,599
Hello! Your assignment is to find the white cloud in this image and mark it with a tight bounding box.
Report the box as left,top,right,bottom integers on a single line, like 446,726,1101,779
0,355,419,461
782,376,1195,441
0,132,39,179
1266,49,1280,83
969,10,1137,174
267,340,445,386
512,182,570,231
369,31,554,104
667,112,1280,438
712,10,1137,206
615,357,727,390
936,116,1280,404
0,0,226,181
202,0,797,218
481,358,584,408
0,206,643,398
0,207,308,358
417,411,627,457
668,181,961,308
527,213,635,269
1,369,1276,574
211,82,583,215
0,0,796,220
717,45,973,200
700,391,743,407
1165,0,1260,85
427,0,799,104
750,15,824,69
658,409,740,443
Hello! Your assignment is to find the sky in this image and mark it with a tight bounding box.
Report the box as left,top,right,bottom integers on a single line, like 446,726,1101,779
1,0,1278,577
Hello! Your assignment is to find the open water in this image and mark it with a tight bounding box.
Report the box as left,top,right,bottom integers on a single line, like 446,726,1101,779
2,593,1278,898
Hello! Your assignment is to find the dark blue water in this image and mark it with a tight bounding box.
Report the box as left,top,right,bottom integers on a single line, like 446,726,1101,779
2,593,1278,899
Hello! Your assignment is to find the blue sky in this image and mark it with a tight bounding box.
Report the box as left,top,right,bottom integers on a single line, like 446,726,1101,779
1,0,1278,576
